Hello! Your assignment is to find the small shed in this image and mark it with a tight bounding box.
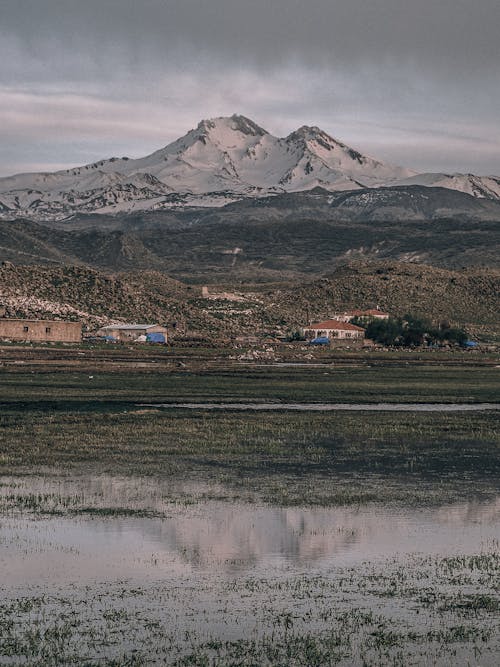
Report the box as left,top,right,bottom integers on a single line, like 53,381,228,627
96,323,168,343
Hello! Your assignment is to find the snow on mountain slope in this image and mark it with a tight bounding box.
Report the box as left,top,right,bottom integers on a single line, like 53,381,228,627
277,126,413,191
91,115,413,195
0,115,415,220
0,114,497,220
395,173,500,200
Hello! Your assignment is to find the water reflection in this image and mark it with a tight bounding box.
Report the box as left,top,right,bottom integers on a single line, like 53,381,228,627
1,475,498,587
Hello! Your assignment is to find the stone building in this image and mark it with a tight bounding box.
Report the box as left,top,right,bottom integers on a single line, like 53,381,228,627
0,318,82,343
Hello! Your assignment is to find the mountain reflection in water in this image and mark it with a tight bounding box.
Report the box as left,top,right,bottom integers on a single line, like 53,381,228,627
1,475,498,586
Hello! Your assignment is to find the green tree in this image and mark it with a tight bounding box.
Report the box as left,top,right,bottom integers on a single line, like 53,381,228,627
364,318,403,346
363,314,468,348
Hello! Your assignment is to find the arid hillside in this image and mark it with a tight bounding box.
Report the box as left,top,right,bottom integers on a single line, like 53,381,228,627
0,261,498,340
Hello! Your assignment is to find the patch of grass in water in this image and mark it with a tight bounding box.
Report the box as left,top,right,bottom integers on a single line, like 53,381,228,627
438,594,500,614
1,550,498,666
73,506,163,518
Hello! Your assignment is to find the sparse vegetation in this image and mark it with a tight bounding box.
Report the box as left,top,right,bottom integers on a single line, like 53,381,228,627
1,363,498,505
0,544,498,665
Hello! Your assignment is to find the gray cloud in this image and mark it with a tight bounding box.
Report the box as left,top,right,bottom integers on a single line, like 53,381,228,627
3,0,499,74
0,0,498,175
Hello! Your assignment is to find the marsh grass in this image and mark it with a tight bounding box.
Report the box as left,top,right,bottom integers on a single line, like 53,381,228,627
1,392,498,506
1,363,499,405
1,550,498,666
0,362,498,663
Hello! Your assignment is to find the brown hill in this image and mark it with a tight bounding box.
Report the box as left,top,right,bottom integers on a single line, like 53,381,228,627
270,261,500,337
0,261,498,340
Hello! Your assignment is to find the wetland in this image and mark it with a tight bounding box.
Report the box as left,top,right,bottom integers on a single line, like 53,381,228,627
0,350,499,665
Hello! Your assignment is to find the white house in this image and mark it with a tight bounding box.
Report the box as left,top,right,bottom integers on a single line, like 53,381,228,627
303,319,365,340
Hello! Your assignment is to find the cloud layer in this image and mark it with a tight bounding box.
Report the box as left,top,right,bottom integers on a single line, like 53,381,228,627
1,0,499,176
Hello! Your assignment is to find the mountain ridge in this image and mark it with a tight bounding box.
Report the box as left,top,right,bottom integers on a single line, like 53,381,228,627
4,114,498,221
1,187,499,280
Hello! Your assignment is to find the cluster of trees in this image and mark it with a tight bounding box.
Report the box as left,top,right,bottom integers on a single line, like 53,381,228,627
351,315,468,347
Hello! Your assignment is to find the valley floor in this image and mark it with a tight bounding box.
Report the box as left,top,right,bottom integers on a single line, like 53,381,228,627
0,347,499,665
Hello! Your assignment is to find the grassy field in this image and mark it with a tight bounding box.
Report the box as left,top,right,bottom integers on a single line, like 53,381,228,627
1,359,498,506
2,408,499,507
1,360,499,405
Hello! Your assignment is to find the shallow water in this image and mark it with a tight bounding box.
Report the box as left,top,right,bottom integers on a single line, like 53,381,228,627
140,401,500,411
1,475,499,664
1,475,498,586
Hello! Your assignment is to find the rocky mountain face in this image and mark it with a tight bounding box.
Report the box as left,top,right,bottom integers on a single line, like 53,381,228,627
326,186,500,221
4,114,499,221
0,187,499,279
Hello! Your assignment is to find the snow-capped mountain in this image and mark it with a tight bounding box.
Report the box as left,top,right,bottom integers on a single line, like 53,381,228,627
0,114,498,221
394,172,500,200
0,115,414,220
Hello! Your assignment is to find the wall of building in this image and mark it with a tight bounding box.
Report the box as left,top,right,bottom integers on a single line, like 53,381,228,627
306,328,364,340
97,325,168,342
0,319,82,343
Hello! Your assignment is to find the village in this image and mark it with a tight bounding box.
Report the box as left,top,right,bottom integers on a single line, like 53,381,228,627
0,303,477,352
0,311,373,346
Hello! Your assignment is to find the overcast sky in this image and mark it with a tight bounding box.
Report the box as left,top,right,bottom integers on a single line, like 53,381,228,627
1,0,499,176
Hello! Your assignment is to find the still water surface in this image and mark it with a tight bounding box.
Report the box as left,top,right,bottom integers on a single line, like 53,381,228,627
1,476,498,587
1,476,499,665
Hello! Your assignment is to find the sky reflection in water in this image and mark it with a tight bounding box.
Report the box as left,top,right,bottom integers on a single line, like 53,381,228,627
1,475,498,587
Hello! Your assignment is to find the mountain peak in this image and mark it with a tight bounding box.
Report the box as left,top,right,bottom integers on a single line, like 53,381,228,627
231,114,268,136
196,114,268,138
286,125,343,151
294,124,328,136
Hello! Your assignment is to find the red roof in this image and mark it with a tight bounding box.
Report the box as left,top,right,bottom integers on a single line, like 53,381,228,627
307,319,365,331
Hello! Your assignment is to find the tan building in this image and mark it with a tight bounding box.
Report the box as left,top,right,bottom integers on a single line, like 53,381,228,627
331,309,390,323
96,323,168,342
303,319,365,340
0,318,82,343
